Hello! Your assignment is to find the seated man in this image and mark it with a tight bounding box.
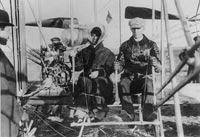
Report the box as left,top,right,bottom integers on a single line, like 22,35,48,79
116,17,161,121
74,26,115,120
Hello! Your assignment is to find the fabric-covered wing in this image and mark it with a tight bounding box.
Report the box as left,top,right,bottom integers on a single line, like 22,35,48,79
26,17,79,28
125,6,179,20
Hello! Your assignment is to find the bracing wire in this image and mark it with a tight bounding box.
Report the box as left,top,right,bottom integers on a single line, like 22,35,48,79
9,0,16,68
26,108,66,137
28,108,78,133
0,0,5,10
26,0,48,49
195,0,200,35
97,0,112,12
195,0,200,17
190,13,200,20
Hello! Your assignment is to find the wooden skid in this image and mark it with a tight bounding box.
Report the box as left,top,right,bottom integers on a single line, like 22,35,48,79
71,120,160,127
108,104,140,107
25,96,73,105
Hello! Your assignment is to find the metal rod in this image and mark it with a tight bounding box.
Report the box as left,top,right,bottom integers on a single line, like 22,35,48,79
162,0,184,136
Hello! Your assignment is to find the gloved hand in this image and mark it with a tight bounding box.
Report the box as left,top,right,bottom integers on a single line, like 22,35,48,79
150,56,161,72
150,56,157,66
89,71,99,79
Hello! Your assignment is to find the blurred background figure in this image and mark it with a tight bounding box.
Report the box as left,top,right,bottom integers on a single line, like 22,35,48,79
179,35,200,83
50,37,66,55
0,9,24,137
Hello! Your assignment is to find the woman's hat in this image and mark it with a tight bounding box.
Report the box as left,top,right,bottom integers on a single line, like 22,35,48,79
0,10,14,26
91,27,102,37
51,37,61,42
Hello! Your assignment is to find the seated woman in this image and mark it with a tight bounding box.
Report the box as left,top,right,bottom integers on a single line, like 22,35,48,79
73,25,115,120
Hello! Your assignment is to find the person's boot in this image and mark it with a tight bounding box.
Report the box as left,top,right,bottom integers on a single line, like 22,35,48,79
144,125,156,136
143,103,157,121
128,112,136,129
92,105,108,121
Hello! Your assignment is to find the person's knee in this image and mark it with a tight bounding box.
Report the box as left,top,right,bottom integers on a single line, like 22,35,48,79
143,103,157,121
118,79,131,98
119,77,131,87
96,77,114,104
76,76,93,94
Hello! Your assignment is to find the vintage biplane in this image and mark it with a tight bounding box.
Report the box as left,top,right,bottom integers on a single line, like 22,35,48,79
1,0,200,137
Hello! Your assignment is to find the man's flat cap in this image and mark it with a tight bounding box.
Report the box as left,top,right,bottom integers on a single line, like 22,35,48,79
129,17,145,29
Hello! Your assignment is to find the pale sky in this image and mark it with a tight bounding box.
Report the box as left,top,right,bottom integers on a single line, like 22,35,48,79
1,0,200,50
1,0,198,22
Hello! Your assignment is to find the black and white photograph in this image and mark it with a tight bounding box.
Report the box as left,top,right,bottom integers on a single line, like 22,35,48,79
1,0,200,136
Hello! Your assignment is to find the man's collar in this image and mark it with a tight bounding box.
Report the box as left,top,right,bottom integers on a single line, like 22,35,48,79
129,34,149,46
134,36,143,42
